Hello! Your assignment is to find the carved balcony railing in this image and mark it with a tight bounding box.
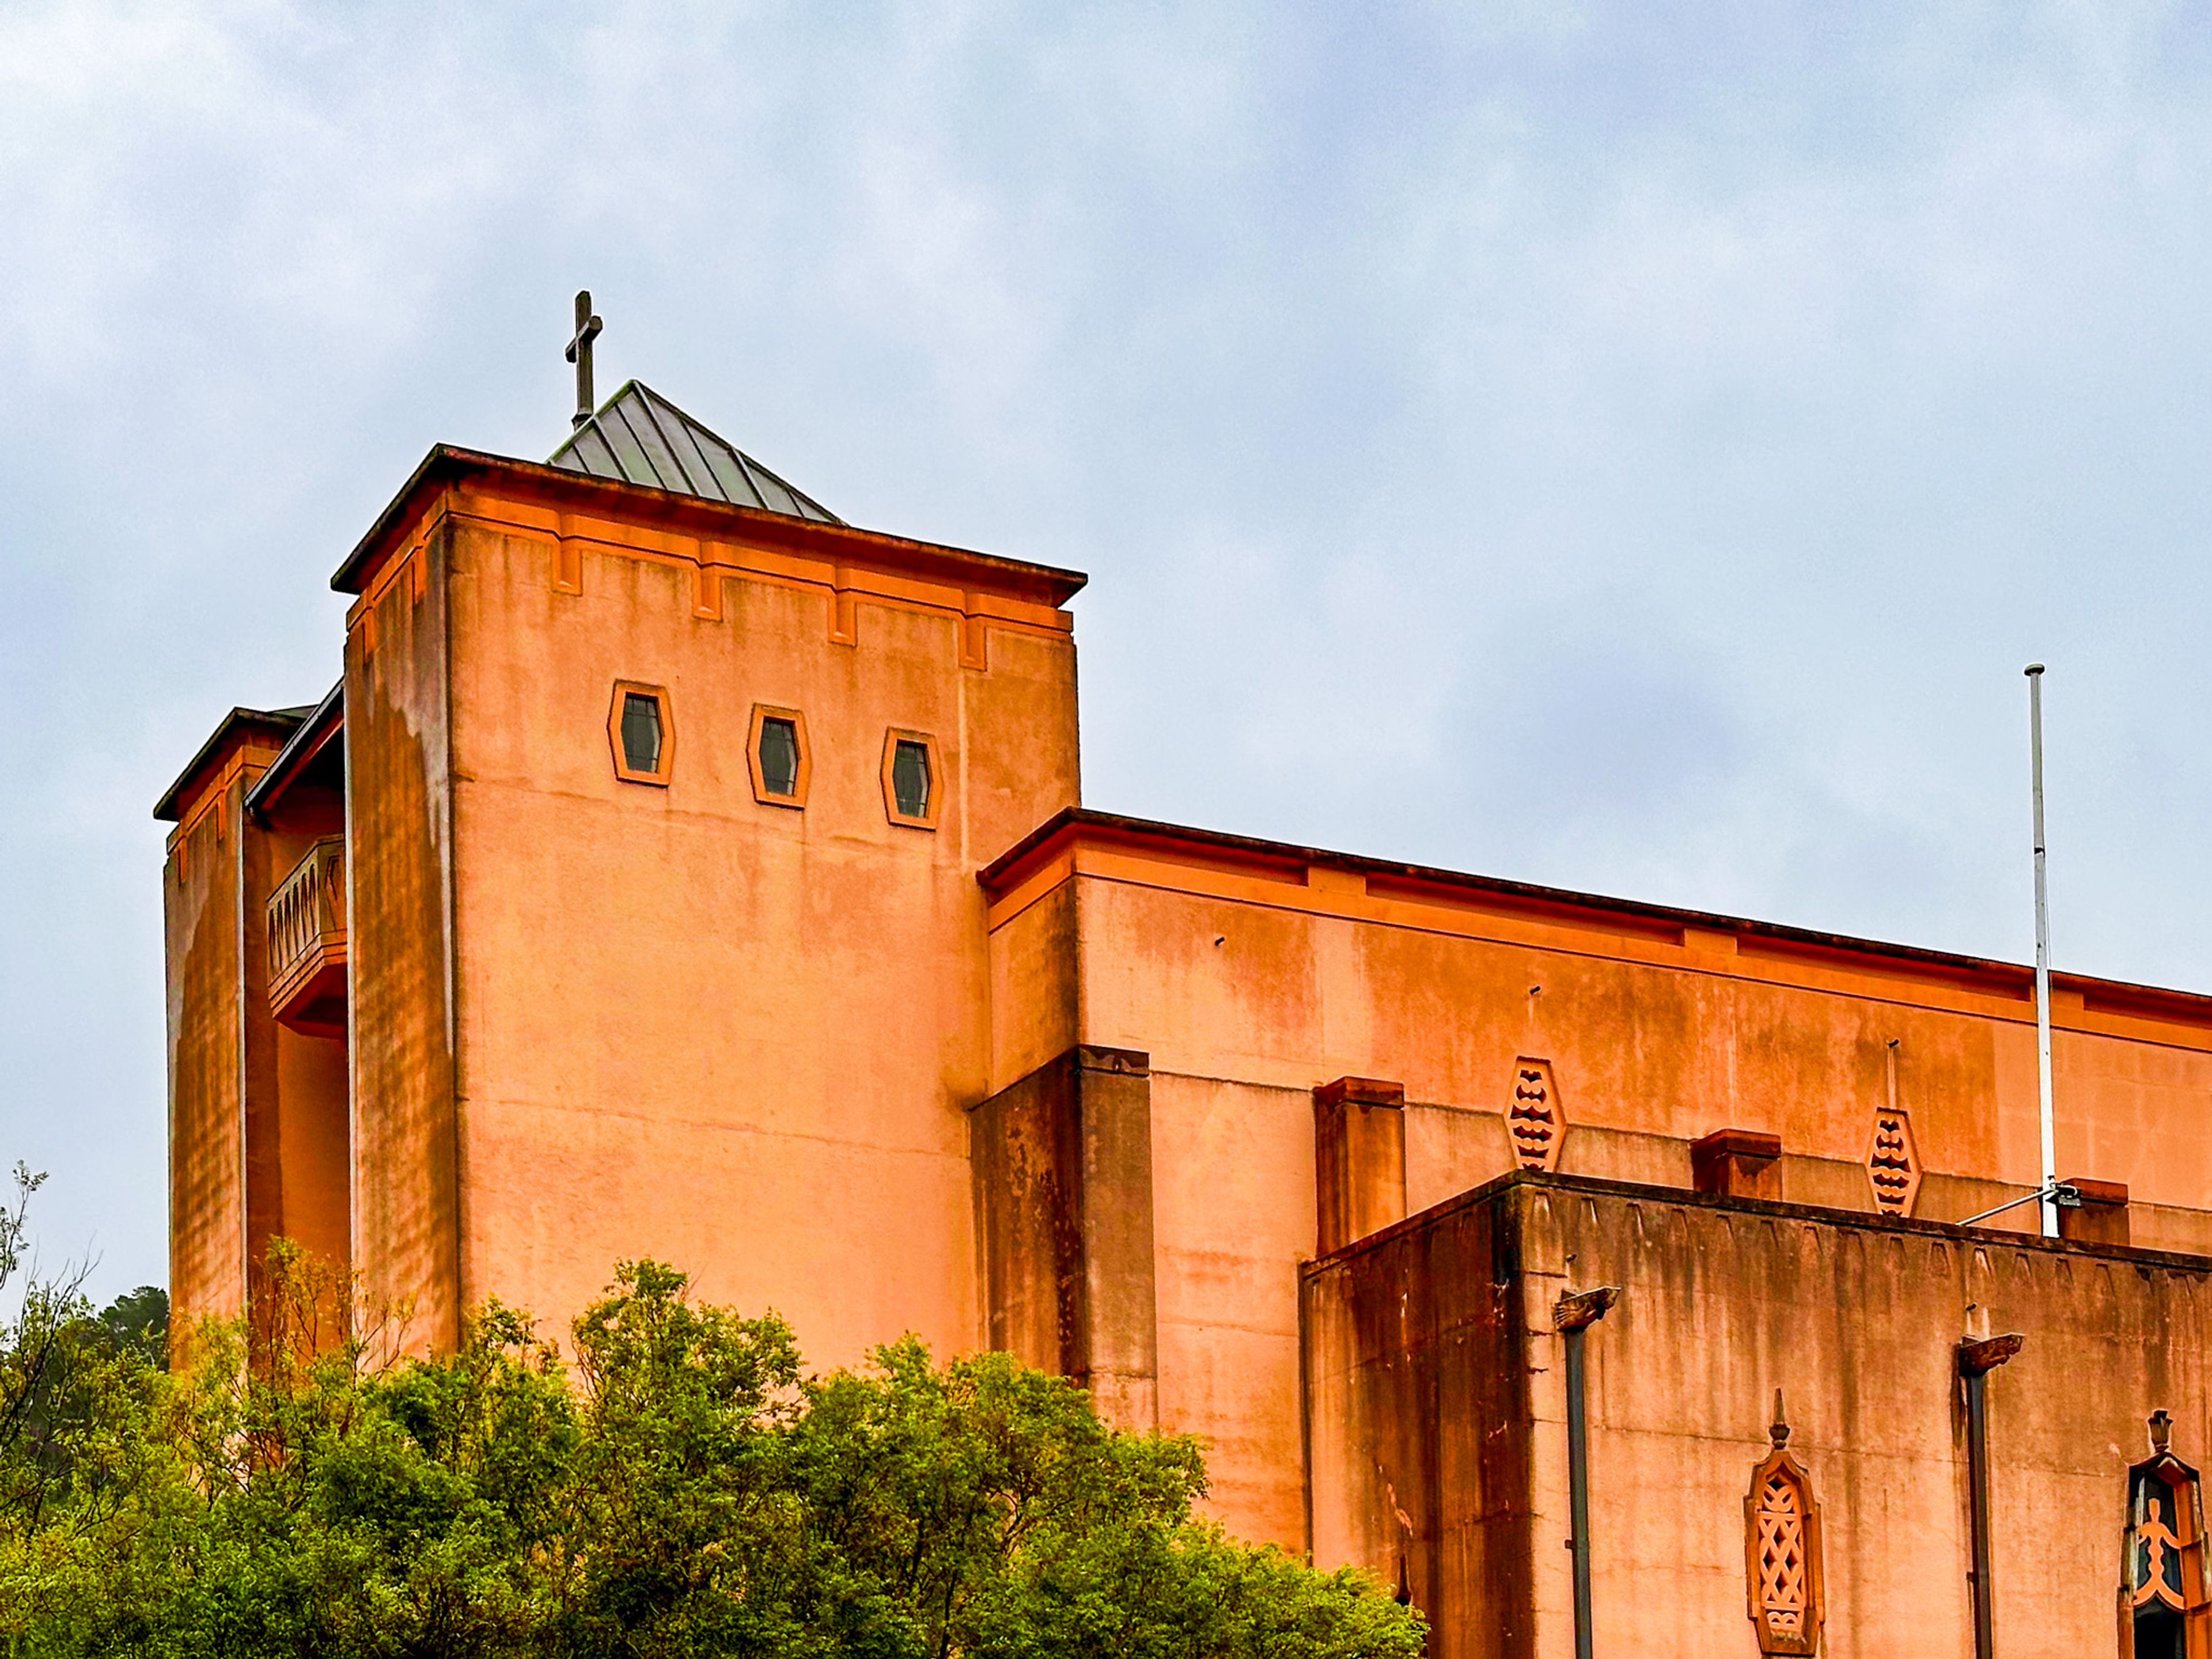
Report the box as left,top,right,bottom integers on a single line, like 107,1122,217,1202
267,835,347,1037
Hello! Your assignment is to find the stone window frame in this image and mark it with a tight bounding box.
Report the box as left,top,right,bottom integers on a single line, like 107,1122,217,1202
608,680,675,787
1506,1056,1565,1173
880,728,942,831
2126,1418,2211,1657
746,703,811,809
1744,1397,1825,1657
1865,1105,1922,1217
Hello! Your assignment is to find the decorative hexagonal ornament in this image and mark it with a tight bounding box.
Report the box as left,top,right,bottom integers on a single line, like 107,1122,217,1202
1507,1057,1565,1173
1865,1106,1922,1217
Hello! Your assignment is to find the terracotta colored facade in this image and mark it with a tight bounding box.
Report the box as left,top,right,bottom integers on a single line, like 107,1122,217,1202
160,389,2212,1654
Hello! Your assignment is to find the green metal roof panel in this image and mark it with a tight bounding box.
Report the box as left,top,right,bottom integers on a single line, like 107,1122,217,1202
547,381,840,525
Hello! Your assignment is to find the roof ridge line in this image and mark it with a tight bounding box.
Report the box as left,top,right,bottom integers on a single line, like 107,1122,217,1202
546,380,842,526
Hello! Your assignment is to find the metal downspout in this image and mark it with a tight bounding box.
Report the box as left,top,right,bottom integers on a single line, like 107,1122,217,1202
1959,1332,2025,1659
1555,1286,1621,1659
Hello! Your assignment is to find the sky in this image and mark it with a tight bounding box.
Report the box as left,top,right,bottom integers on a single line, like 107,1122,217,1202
3,0,2210,1301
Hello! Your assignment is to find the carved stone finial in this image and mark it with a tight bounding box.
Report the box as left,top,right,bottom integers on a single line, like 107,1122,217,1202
2152,1409,2175,1455
1770,1388,1791,1450
1957,1332,2026,1376
1553,1285,1621,1332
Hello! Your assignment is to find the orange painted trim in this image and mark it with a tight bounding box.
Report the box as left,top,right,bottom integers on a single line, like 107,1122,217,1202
343,482,1080,679
881,729,942,831
344,510,445,633
959,589,989,671
607,681,676,787
982,847,1078,933
165,745,283,853
154,707,308,822
983,822,2212,1052
427,493,1076,665
335,444,1085,607
745,704,812,809
268,935,348,1024
690,563,724,620
460,499,1073,633
247,690,344,818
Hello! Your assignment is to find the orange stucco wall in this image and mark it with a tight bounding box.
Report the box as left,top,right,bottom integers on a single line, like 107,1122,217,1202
162,725,313,1339
337,475,1080,1365
1306,1173,2212,1658
244,784,350,1289
165,435,2212,1657
165,777,250,1335
980,831,2212,1547
347,528,462,1351
164,714,355,1342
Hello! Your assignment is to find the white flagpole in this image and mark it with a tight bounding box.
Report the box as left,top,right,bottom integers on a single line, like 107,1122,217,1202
2025,664,2059,1237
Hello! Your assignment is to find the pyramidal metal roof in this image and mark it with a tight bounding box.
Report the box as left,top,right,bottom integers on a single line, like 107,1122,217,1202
547,380,841,525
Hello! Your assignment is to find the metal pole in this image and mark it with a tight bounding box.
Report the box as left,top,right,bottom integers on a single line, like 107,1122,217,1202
2025,664,2058,1238
1959,1181,2078,1230
1565,1324,1594,1659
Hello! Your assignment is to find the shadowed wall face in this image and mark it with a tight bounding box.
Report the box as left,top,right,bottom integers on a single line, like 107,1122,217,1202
1313,1076,1407,1256
969,1044,1158,1430
347,526,461,1354
162,717,300,1340
256,764,351,1289
1301,1190,1534,1659
1305,1174,2212,1659
165,773,250,1336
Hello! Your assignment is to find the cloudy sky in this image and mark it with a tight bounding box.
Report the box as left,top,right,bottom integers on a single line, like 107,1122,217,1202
4,0,2209,1298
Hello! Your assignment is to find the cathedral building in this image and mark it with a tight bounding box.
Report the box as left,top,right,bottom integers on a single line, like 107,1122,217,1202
158,352,2212,1658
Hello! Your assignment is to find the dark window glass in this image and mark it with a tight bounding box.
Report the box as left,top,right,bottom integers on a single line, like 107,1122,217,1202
2131,1468,2195,1657
759,717,800,797
892,739,931,818
621,693,664,774
2135,1604,2185,1659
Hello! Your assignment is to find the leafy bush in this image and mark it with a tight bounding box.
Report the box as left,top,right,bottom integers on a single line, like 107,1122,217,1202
0,1187,1421,1659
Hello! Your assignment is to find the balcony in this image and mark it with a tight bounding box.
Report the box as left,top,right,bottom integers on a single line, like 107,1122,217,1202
267,836,347,1038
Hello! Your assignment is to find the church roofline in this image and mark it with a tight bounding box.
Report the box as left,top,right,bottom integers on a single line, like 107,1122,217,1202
1302,1167,2212,1274
331,444,1088,608
244,680,343,818
547,381,843,525
981,806,2212,1024
153,704,315,823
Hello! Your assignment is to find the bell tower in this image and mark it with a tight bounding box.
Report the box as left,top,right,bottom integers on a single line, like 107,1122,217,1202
329,378,1084,1357
163,360,1085,1362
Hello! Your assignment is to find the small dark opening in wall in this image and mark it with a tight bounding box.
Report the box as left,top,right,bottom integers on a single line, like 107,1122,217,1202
759,717,800,797
892,738,931,818
2135,1604,2184,1659
621,693,664,774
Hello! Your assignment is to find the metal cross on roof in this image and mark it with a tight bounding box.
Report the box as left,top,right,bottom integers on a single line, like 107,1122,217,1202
565,290,604,431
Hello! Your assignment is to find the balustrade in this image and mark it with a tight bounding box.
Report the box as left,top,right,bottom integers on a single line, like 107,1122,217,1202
267,836,347,1033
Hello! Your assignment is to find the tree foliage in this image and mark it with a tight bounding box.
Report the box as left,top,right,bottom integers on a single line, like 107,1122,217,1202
0,1194,1421,1659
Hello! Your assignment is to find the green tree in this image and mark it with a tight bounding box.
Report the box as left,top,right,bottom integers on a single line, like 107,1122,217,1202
0,1210,1423,1659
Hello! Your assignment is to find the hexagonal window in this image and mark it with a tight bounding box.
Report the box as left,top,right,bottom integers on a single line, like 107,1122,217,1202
747,704,811,808
881,729,941,830
608,682,674,786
